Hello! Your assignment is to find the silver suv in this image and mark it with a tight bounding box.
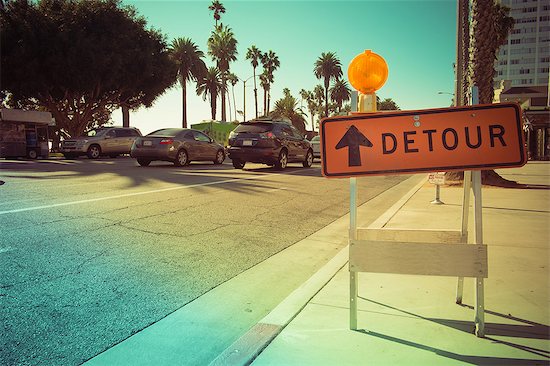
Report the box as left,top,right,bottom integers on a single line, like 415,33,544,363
60,127,142,159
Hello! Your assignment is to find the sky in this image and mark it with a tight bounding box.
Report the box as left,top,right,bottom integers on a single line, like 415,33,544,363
114,0,457,135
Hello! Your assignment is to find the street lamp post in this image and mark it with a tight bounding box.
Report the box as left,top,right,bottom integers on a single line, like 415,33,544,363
241,75,256,122
438,91,455,106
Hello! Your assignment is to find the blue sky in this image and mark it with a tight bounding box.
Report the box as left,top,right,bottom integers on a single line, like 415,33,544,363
115,0,457,134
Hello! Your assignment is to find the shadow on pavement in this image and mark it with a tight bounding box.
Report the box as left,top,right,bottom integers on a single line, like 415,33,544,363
361,330,549,366
358,297,550,360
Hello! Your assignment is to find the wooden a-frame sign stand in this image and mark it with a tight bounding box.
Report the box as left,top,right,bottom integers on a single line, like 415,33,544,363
348,170,487,337
323,88,524,338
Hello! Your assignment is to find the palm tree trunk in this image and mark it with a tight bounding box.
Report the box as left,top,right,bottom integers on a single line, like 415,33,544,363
459,0,470,106
253,68,258,118
182,83,187,128
264,88,267,116
267,88,271,115
469,0,495,104
221,85,227,121
232,84,237,122
210,92,216,120
228,87,232,121
324,79,329,118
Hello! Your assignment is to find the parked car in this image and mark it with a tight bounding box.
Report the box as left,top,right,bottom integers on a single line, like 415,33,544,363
60,126,142,159
310,135,321,159
130,128,225,167
227,119,313,170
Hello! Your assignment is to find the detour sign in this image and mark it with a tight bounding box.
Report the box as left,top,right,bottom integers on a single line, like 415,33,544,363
321,103,526,178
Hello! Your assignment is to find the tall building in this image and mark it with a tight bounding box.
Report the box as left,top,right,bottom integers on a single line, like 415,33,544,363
494,0,550,161
495,0,550,90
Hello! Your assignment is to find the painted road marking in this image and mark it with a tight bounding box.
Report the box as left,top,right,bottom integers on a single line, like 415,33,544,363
0,172,301,216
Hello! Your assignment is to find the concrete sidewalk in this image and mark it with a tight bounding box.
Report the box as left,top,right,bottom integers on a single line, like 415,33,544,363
248,162,550,366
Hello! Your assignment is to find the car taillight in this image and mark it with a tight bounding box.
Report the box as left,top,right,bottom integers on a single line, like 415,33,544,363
260,132,274,139
160,139,173,145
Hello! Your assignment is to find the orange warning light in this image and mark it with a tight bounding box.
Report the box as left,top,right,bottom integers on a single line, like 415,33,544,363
348,50,388,94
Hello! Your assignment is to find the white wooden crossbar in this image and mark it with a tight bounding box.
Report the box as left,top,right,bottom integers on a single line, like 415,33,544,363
350,239,487,278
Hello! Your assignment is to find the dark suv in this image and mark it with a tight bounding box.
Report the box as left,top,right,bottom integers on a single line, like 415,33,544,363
227,119,313,169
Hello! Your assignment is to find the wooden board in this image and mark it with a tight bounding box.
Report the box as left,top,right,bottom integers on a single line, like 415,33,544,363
349,240,487,278
357,228,466,244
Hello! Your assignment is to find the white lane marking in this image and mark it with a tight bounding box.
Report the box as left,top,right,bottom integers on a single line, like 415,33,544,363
0,173,286,215
265,187,288,193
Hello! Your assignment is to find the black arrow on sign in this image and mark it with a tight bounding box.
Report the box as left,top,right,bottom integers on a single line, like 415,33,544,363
335,125,373,167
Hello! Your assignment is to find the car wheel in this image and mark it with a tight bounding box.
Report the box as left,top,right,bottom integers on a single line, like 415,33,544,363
232,159,245,169
27,149,38,159
137,158,151,166
303,150,313,168
174,149,189,166
275,149,288,170
87,145,101,159
214,150,225,164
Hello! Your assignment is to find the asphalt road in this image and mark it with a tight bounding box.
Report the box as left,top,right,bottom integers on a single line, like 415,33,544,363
0,157,406,365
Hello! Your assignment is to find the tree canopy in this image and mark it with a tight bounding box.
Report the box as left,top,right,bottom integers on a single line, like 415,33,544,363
271,88,306,133
0,0,176,137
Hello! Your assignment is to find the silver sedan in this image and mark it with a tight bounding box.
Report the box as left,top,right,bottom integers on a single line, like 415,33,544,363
310,135,321,159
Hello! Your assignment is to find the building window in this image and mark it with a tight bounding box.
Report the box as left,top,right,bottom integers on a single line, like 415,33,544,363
499,60,508,65
541,67,550,73
519,69,530,74
541,56,550,63
511,39,521,44
540,16,550,22
522,6,537,12
511,59,520,64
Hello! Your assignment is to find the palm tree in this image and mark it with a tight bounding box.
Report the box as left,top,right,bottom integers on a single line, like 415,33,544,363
272,89,307,133
300,89,318,131
169,37,207,128
447,0,515,186
227,72,238,121
246,45,262,118
261,50,280,114
196,66,224,120
259,71,270,116
208,0,225,27
314,52,342,118
207,24,238,121
330,79,351,113
469,0,514,104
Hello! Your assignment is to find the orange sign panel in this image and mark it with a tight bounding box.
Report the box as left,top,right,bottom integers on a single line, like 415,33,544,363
321,103,526,178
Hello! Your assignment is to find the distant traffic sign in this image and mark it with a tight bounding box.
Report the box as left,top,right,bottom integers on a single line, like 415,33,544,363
321,103,526,178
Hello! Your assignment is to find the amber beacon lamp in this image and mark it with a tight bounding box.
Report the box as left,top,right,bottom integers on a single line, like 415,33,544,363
347,50,388,113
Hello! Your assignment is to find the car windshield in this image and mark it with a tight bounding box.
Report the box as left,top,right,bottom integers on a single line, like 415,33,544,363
234,123,273,133
84,129,109,137
148,128,184,137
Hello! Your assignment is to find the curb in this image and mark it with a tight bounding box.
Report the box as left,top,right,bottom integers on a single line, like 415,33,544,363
208,246,349,366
